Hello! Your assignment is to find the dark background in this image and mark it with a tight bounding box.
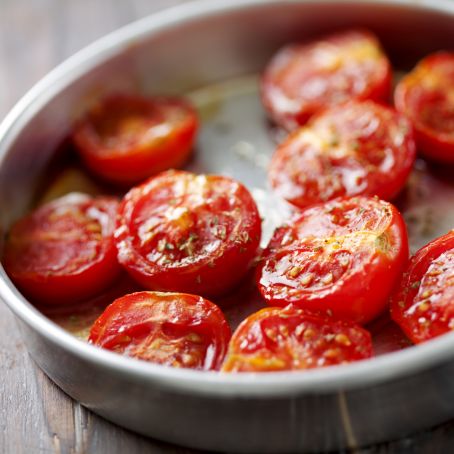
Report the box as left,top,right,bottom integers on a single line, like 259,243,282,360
1,1,454,452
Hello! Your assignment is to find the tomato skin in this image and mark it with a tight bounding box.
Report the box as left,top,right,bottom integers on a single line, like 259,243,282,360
390,230,454,343
395,52,454,163
221,305,372,372
257,197,409,324
89,291,231,370
269,100,416,209
115,170,262,297
3,193,121,304
261,29,392,131
72,94,198,185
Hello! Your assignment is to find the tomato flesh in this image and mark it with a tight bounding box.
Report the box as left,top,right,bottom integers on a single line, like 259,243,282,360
89,291,231,370
394,52,454,163
261,29,392,130
257,197,408,324
115,170,262,296
3,193,121,304
72,94,198,184
269,101,416,209
221,305,372,372
391,230,454,343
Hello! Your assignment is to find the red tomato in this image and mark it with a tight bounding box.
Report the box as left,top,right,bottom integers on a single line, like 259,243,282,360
115,170,262,297
390,230,454,343
269,101,416,209
257,197,408,324
395,52,454,163
221,305,372,372
261,29,392,130
72,94,198,185
89,291,231,370
3,193,121,304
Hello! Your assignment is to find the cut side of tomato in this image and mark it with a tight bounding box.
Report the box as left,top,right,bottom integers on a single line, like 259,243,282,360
3,193,121,304
395,52,454,163
115,170,262,297
89,291,231,370
221,305,372,372
391,230,454,343
257,196,408,324
269,100,416,209
261,29,392,130
72,94,198,185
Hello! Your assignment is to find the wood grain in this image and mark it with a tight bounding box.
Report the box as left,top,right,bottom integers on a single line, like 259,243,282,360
1,1,454,453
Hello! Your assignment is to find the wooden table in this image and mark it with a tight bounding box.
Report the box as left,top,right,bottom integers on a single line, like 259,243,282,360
1,1,454,452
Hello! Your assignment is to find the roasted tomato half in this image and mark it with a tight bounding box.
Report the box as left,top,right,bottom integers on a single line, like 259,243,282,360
391,230,454,343
269,100,415,209
115,170,262,296
89,291,231,370
257,196,408,324
72,94,198,185
3,193,121,304
221,305,372,372
261,29,392,130
395,52,454,163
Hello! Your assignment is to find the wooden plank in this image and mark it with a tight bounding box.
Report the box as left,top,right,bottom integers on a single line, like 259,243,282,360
0,0,58,117
0,303,74,454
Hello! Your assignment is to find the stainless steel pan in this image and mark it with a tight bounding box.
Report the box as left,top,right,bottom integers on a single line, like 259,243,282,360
1,1,454,452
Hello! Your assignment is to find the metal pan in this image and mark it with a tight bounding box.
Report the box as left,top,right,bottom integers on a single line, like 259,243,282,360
1,0,454,452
